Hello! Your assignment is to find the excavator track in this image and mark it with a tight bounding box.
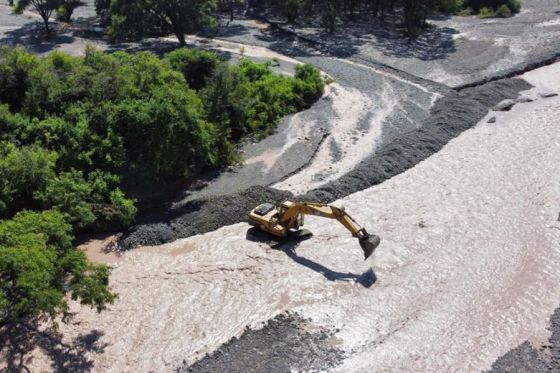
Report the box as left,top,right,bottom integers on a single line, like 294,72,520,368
246,227,313,248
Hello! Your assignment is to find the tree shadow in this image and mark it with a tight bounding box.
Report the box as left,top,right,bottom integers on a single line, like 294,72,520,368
0,321,107,372
105,38,181,56
246,227,377,288
245,11,458,62
0,21,77,54
200,22,252,39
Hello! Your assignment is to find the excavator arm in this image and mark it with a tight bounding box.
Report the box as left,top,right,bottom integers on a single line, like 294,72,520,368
249,200,381,259
283,203,365,237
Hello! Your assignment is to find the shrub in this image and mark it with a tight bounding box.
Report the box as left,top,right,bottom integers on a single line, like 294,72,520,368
165,48,223,90
439,0,464,14
458,6,474,15
506,0,521,13
478,6,494,17
0,46,38,111
203,60,326,139
56,0,83,22
56,6,70,22
464,0,521,14
294,64,324,107
101,89,218,185
0,144,57,217
237,58,272,81
495,4,512,16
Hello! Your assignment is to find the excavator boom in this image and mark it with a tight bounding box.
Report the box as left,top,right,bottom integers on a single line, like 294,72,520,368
248,200,381,259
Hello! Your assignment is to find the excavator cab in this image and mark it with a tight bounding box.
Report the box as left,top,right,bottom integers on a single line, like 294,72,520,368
248,200,380,260
253,203,275,216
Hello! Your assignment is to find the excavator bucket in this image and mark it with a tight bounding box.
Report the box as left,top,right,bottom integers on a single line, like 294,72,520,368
359,234,381,260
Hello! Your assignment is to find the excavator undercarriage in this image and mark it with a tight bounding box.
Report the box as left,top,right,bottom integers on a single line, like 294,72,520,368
248,201,381,260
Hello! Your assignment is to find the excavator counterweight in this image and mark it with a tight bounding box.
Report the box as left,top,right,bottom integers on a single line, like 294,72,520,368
248,200,381,260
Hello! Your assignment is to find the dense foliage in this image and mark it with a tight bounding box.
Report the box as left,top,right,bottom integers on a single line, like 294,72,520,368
0,45,324,324
107,0,217,46
467,0,521,17
261,0,522,35
0,210,116,325
55,0,83,22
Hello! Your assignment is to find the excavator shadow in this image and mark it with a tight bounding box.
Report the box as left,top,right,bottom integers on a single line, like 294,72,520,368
246,227,377,288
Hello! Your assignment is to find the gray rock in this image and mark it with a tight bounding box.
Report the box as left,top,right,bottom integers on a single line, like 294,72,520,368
516,96,533,103
493,99,516,111
179,313,344,373
488,116,497,123
540,91,559,98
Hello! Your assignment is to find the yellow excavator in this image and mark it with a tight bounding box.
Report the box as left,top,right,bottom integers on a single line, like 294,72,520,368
248,200,380,259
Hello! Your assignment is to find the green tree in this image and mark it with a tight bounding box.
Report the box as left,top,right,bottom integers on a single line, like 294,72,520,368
94,0,111,24
108,0,216,46
164,48,223,90
0,47,38,112
0,210,116,325
294,63,324,107
14,0,60,35
267,0,305,22
0,143,57,217
494,4,511,16
38,170,97,229
56,0,84,22
321,0,338,33
100,87,219,184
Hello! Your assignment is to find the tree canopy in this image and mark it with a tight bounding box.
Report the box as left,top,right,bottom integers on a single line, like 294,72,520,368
262,0,522,35
108,0,217,45
0,45,325,325
0,210,116,325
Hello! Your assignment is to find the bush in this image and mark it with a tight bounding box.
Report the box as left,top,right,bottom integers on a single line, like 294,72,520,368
0,46,38,111
55,0,83,22
495,4,512,16
165,48,223,90
439,0,464,14
101,88,219,184
464,0,521,14
294,64,324,107
506,0,521,13
56,6,70,22
478,6,494,17
203,60,325,139
458,6,474,15
0,144,57,216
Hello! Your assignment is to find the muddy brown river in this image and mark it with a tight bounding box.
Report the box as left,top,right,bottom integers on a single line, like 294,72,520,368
10,63,558,372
